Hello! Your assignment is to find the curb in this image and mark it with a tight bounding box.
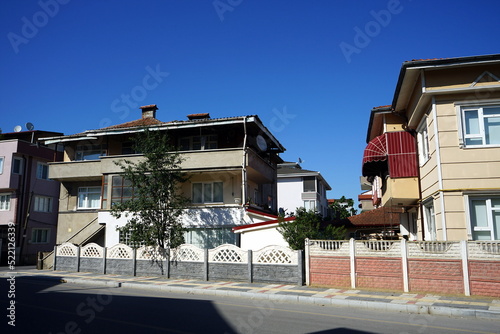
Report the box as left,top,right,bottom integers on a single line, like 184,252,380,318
51,277,500,320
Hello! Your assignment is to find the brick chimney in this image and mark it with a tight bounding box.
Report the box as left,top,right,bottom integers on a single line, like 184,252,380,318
140,104,158,119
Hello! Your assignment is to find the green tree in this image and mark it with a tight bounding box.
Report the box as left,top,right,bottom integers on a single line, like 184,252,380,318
278,207,347,250
111,129,189,249
330,196,357,219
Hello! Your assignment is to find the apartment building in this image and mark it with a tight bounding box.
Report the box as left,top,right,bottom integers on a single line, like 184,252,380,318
362,54,500,241
0,129,62,264
42,105,285,249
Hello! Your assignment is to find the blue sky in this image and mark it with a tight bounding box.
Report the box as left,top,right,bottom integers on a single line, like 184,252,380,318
1,0,500,208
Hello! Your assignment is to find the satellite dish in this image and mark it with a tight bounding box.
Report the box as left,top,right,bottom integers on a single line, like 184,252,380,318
256,135,268,151
14,125,22,132
26,122,34,131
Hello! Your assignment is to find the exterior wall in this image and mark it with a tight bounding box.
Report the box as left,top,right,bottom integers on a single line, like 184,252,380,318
54,243,303,285
307,239,500,298
277,177,303,214
239,226,288,250
381,177,419,207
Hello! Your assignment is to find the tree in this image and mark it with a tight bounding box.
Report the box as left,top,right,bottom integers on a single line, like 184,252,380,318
330,196,357,219
111,129,190,249
277,207,347,250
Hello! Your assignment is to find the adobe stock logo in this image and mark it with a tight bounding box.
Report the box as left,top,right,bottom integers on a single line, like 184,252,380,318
339,0,404,64
7,0,71,54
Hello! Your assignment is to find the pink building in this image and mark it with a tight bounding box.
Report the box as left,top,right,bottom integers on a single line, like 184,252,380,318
0,130,62,265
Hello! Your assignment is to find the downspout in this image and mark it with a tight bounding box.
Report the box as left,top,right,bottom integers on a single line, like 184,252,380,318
431,96,447,240
241,117,248,206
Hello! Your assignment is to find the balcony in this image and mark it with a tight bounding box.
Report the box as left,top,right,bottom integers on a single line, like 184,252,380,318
381,177,419,207
49,148,274,181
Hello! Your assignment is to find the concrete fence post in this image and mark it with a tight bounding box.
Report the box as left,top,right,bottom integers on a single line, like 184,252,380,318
461,240,471,296
248,250,253,283
131,248,137,276
102,247,107,275
305,238,310,286
401,238,409,292
53,245,57,271
166,248,170,278
349,238,356,289
76,246,81,273
204,248,209,281
298,250,304,286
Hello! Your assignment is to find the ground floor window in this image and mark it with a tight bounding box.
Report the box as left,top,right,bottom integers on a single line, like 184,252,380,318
0,194,11,211
469,197,500,240
184,227,237,249
31,228,50,244
423,200,436,241
78,187,101,209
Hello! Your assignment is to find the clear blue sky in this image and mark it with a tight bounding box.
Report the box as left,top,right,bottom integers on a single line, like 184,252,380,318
2,1,500,208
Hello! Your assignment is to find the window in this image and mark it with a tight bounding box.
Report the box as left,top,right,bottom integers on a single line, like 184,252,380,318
179,135,218,151
304,200,317,212
184,227,237,249
417,118,430,165
423,201,436,241
0,157,4,174
75,144,107,161
37,163,49,180
303,176,316,192
78,187,101,209
12,157,23,174
192,182,223,203
31,228,50,244
111,176,134,205
0,194,11,211
461,105,500,147
119,230,144,248
468,197,500,240
34,196,52,212
122,142,141,155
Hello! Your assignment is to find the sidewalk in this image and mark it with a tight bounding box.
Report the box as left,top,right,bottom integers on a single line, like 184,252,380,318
3,268,500,320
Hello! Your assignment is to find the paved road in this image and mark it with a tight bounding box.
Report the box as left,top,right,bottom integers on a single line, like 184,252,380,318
1,276,499,334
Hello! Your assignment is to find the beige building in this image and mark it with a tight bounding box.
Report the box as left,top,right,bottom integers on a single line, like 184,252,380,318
42,105,285,248
362,54,500,241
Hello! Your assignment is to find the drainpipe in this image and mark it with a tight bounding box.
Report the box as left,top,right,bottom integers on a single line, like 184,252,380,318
431,97,447,241
241,117,248,205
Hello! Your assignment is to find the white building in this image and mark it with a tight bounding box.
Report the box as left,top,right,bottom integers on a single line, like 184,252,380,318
277,162,331,218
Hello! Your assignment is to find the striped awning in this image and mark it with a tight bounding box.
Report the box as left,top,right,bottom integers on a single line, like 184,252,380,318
362,134,387,164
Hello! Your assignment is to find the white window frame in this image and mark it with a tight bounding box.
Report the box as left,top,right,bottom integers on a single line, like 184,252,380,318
192,182,223,204
34,195,52,213
465,195,500,240
36,162,49,180
179,135,218,151
0,156,4,174
31,228,50,244
77,186,102,209
423,200,436,241
456,101,500,148
417,117,430,165
0,194,11,211
12,157,23,175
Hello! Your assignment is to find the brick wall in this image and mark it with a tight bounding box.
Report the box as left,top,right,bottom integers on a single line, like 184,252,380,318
408,259,463,294
356,257,403,290
469,260,500,298
309,256,350,287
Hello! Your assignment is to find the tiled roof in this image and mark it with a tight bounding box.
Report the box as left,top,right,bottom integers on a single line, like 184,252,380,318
98,117,165,130
347,206,400,227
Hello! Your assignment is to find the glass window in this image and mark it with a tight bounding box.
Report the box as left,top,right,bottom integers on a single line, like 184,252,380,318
34,196,52,212
111,176,134,205
303,176,316,192
192,182,223,203
0,157,4,174
417,118,430,165
31,228,50,244
37,163,49,180
469,197,500,240
423,201,436,241
12,157,23,174
462,105,500,147
0,194,11,211
184,227,236,249
78,187,101,209
179,135,218,151
75,144,107,161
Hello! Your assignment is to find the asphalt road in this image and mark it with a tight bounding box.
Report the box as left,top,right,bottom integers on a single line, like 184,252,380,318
1,276,499,334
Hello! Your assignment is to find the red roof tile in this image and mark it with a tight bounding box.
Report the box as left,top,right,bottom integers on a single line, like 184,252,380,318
99,117,165,130
347,207,400,227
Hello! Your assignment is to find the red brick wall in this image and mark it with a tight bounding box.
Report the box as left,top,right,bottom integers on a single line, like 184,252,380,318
408,259,463,294
356,257,403,290
469,260,500,298
309,256,350,287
